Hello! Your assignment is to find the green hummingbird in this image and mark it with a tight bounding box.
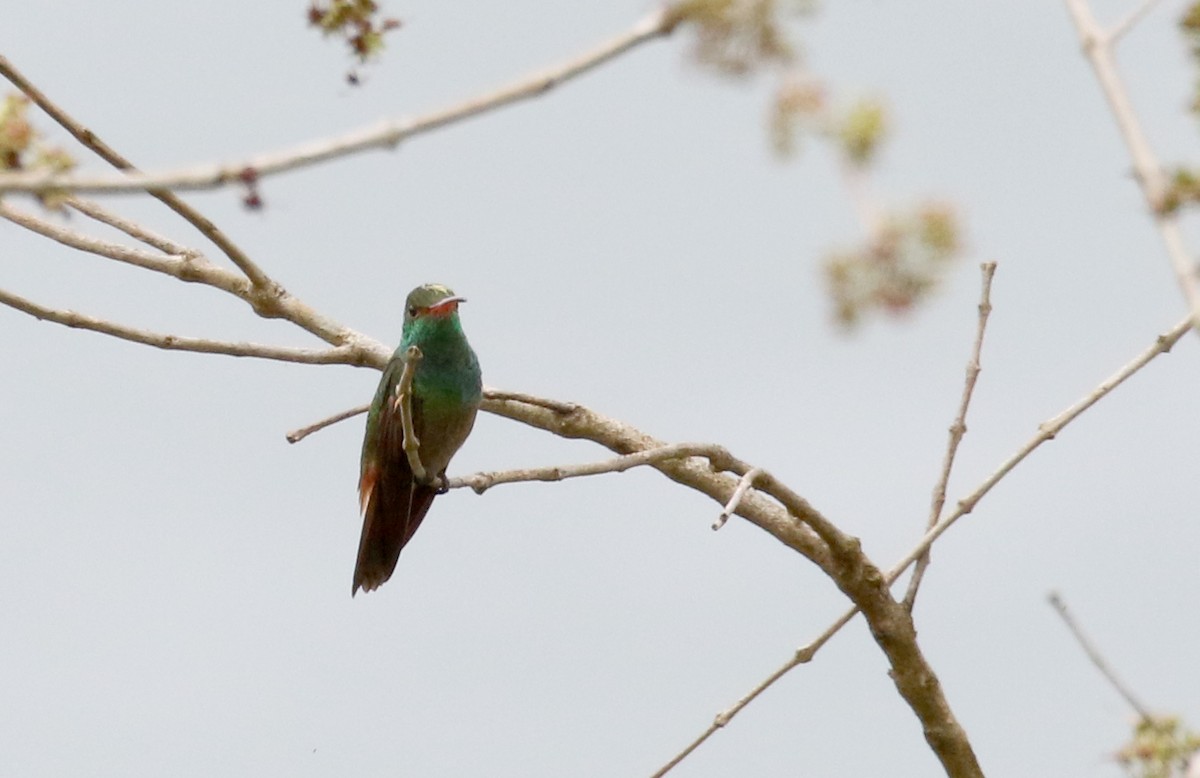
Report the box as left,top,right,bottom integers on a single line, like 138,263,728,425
353,283,482,595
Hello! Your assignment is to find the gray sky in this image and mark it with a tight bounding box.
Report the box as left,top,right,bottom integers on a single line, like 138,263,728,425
3,1,1199,776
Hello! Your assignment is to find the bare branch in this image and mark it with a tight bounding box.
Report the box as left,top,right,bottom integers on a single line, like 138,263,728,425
485,395,983,776
0,55,275,290
0,10,674,197
887,316,1189,598
653,313,1190,773
286,403,370,444
0,286,362,364
902,261,996,612
1064,0,1200,331
482,389,581,415
2,197,377,361
1109,0,1163,43
0,199,249,295
1047,591,1152,720
66,196,193,256
713,467,762,530
285,387,582,447
394,346,427,482
652,605,857,778
448,443,746,494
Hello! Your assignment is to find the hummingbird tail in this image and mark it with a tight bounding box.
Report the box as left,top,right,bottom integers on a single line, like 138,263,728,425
352,466,437,596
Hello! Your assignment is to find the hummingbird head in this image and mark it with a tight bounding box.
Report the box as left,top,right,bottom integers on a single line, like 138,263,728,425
403,283,466,326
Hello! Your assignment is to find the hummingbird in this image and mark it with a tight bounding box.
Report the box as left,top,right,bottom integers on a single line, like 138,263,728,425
353,283,482,595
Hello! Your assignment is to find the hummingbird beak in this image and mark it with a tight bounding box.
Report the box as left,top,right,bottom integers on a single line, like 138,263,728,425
425,296,466,316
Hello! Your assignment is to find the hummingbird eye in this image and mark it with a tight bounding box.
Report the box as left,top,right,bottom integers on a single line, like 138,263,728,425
407,305,418,317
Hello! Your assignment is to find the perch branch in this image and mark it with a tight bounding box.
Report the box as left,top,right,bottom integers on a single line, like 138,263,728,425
1047,591,1152,720
902,261,996,612
394,346,427,482
651,313,1190,774
0,10,675,197
284,387,581,445
1064,0,1200,331
449,443,745,494
483,397,983,776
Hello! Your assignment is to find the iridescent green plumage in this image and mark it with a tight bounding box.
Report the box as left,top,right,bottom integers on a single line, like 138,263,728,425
353,284,482,595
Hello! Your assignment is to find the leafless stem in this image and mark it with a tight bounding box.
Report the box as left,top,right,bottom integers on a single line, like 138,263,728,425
448,443,750,495
1047,591,1152,720
902,261,996,612
0,153,376,358
0,10,674,197
0,55,275,290
650,605,856,777
0,201,381,368
652,313,1190,774
888,315,1189,591
285,387,581,446
394,346,427,482
713,467,762,530
0,198,198,278
286,403,370,444
486,398,983,775
1109,0,1163,43
1064,0,1200,331
482,389,581,415
65,196,192,256
0,286,360,364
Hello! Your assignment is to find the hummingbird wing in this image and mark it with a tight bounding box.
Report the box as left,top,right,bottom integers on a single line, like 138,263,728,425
353,360,439,596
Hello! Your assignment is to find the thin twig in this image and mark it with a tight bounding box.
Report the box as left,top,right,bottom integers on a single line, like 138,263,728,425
713,467,762,530
887,315,1189,590
1,161,368,357
650,605,856,778
447,443,741,494
0,286,361,364
395,346,426,482
484,389,581,415
0,77,373,356
477,410,985,774
1108,0,1164,43
66,196,193,256
1064,0,1200,331
902,261,996,612
1047,591,1152,720
651,314,1191,775
284,387,580,446
0,10,674,197
0,198,200,279
286,403,370,444
0,56,275,290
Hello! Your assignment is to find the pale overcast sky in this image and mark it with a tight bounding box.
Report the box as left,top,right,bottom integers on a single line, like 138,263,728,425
3,1,1199,776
